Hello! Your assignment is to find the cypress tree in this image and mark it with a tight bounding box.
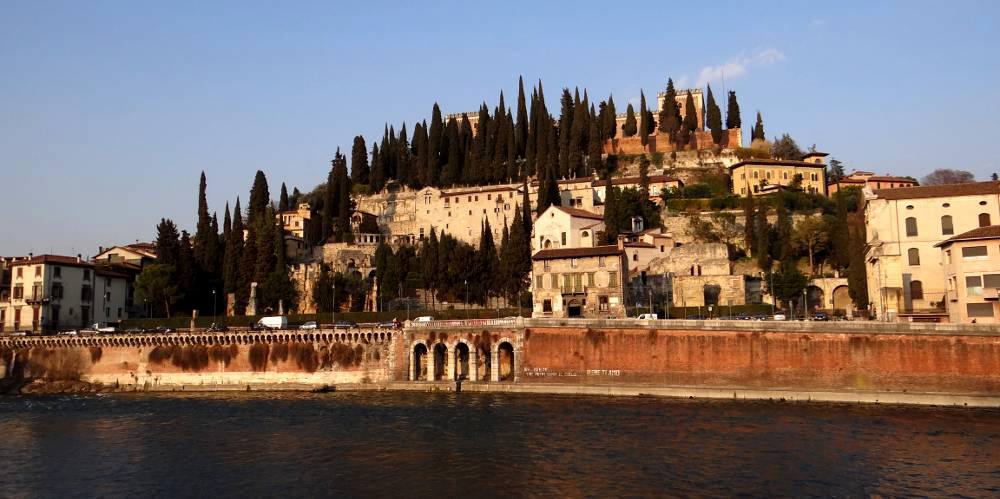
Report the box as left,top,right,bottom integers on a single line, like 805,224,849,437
754,205,772,272
440,118,461,186
658,80,681,141
679,91,698,147
752,111,765,142
521,177,532,238
237,217,256,314
639,90,649,146
558,88,574,178
478,219,499,304
498,221,513,300
351,135,369,185
369,142,384,192
194,171,218,275
396,123,411,186
526,88,537,176
606,94,617,139
254,207,277,285
155,218,181,269
322,157,337,243
422,228,439,308
413,121,428,188
177,230,196,310
623,104,638,137
223,198,244,297
705,84,723,144
428,103,444,186
638,155,650,197
278,183,289,212
247,170,270,225
516,76,528,158
587,117,602,177
726,91,742,129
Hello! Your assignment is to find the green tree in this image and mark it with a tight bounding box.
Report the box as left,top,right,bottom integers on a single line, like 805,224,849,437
223,197,244,297
828,158,845,183
742,194,756,256
793,216,830,275
751,112,765,142
623,104,638,137
351,135,370,185
768,260,808,309
705,84,723,144
605,94,617,139
847,210,869,310
638,154,650,197
278,182,289,212
771,133,803,160
155,218,181,268
638,90,649,146
658,80,681,142
515,76,528,158
134,264,181,318
726,91,741,129
247,170,270,225
679,91,698,146
921,168,975,185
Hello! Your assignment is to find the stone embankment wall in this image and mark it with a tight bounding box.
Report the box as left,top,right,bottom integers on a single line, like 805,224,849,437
519,321,1000,395
0,330,395,391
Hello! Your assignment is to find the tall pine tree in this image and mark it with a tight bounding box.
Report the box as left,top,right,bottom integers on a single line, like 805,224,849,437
726,91,742,129
705,84,723,144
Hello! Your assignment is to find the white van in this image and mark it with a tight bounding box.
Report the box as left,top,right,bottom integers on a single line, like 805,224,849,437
256,316,289,330
413,316,434,323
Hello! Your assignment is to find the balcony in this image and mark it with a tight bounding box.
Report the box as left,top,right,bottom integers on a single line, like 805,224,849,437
984,288,999,301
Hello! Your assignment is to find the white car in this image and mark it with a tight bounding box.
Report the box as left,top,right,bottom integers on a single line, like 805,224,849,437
636,313,658,320
413,316,434,323
299,321,318,330
772,313,787,321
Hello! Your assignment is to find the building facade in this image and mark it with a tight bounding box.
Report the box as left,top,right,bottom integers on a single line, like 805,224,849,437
0,255,129,333
530,244,629,318
532,205,604,252
864,181,1000,321
936,225,1000,323
730,158,828,197
279,203,313,239
828,170,918,195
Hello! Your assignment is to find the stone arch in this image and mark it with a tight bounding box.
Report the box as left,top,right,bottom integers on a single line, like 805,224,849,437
497,341,515,381
433,343,448,381
566,299,582,318
453,341,471,381
412,342,428,381
807,285,825,312
703,283,721,307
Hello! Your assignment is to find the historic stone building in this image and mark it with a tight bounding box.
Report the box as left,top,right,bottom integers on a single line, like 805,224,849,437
730,156,828,197
828,170,918,196
530,243,629,318
646,243,746,308
532,205,604,252
278,203,313,239
865,181,1000,321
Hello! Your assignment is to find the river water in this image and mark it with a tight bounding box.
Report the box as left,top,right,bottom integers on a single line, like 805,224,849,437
0,392,997,498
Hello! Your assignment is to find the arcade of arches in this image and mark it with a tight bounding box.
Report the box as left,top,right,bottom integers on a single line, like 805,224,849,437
409,337,518,382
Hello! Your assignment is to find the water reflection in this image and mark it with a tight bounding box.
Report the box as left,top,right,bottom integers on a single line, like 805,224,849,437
0,392,997,498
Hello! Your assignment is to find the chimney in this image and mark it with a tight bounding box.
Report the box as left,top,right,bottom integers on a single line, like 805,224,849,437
28,252,33,259
616,236,624,251
77,254,82,263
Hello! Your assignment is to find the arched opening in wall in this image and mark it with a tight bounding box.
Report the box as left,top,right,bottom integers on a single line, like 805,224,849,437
477,345,491,381
703,284,721,307
454,343,470,380
807,286,825,312
567,299,582,318
433,343,448,381
832,286,850,312
498,342,515,381
413,343,428,381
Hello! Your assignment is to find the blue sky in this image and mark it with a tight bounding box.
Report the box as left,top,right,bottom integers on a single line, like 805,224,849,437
2,1,998,256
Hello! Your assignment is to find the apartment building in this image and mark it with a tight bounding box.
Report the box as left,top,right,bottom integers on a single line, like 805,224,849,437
936,225,1000,323
864,181,1000,321
828,170,918,195
530,243,629,318
0,255,129,333
730,157,828,197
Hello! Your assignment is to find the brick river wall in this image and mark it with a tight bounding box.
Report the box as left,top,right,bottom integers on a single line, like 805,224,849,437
519,324,1000,395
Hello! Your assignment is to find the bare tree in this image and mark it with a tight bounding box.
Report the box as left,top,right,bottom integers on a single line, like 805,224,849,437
921,169,975,185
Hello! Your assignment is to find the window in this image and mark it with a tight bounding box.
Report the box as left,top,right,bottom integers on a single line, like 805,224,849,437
34,266,41,277
570,258,578,268
910,280,924,300
984,274,1000,288
940,215,953,236
967,275,983,296
660,245,665,253
632,253,638,262
83,269,90,281
487,194,491,200
54,266,61,278
16,267,22,278
535,275,543,290
550,274,558,289
13,285,23,300
587,272,595,287
945,250,952,264
905,217,918,236
543,299,552,313
562,274,572,292
608,271,619,287
561,232,567,245
52,283,63,299
81,285,92,301
942,203,950,208
963,246,988,259
543,260,551,270
979,213,992,227
967,303,995,318
599,296,609,311
598,256,606,267
908,248,920,266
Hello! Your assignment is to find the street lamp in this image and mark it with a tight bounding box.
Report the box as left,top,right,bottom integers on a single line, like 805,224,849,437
212,289,217,322
332,281,336,327
464,279,469,319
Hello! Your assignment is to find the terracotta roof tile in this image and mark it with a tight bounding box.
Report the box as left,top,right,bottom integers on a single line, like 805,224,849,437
729,159,828,170
935,225,1000,247
10,254,91,268
532,245,623,260
873,181,1000,201
553,206,604,220
593,175,681,187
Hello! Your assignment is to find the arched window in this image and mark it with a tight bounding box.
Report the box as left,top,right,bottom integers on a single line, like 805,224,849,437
910,280,924,300
905,217,919,237
908,248,920,266
940,215,953,236
979,213,991,227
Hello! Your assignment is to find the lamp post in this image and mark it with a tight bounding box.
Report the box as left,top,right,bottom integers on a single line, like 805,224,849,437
212,289,217,323
464,279,469,319
332,281,336,327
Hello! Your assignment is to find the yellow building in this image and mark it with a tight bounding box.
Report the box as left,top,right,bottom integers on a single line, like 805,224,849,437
729,158,828,197
530,243,629,318
278,203,313,239
936,225,1000,323
864,181,1000,321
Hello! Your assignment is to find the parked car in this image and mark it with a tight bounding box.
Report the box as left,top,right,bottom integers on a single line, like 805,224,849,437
92,323,116,334
332,320,357,330
155,326,175,334
636,313,658,320
811,312,830,321
207,323,229,332
734,313,752,320
256,316,288,330
299,321,319,330
413,316,434,323
772,313,787,321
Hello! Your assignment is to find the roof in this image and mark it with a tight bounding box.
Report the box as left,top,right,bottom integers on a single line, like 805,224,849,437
95,268,130,279
830,178,866,185
593,175,681,187
532,245,624,260
935,225,1000,247
445,184,519,196
866,176,917,183
624,241,655,248
9,255,92,268
553,206,604,220
801,152,829,158
729,159,828,170
872,181,1000,201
